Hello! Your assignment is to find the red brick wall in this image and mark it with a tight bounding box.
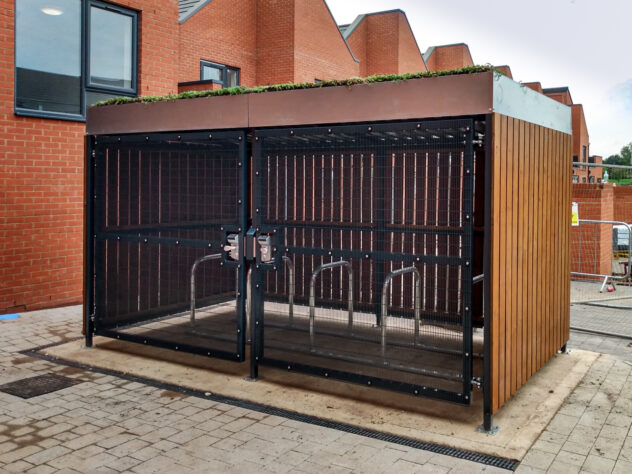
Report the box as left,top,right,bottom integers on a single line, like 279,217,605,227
397,14,426,74
570,105,590,182
346,11,426,77
571,184,614,277
543,92,591,183
255,0,295,85
345,21,368,76
524,82,543,93
179,0,257,87
365,13,400,76
614,186,632,225
544,91,572,106
589,156,603,182
425,44,473,71
0,0,178,312
572,105,589,161
129,1,179,96
292,0,359,83
495,65,512,79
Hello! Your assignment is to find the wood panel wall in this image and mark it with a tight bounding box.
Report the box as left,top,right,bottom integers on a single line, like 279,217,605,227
490,114,571,413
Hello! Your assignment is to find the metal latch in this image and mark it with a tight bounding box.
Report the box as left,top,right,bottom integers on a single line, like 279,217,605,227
257,235,274,263
224,233,240,261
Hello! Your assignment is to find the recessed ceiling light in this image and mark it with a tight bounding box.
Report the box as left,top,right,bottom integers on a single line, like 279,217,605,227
42,7,63,16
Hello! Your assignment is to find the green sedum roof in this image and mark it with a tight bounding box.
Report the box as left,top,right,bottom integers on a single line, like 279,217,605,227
94,65,497,107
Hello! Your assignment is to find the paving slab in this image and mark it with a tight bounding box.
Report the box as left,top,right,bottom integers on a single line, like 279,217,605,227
42,334,597,461
0,306,508,472
5,302,632,472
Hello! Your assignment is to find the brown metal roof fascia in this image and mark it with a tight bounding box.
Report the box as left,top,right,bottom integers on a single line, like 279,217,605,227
86,72,494,135
86,94,249,135
248,72,494,128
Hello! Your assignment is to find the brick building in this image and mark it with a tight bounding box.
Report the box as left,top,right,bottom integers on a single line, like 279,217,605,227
540,87,597,184
423,43,473,71
1,0,427,312
570,184,614,277
3,0,620,313
340,9,426,77
1,0,181,313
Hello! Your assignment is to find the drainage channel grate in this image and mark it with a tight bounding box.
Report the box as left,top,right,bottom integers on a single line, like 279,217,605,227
0,373,82,399
23,346,518,471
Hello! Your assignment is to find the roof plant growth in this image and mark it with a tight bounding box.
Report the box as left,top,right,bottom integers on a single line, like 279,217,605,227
94,65,498,107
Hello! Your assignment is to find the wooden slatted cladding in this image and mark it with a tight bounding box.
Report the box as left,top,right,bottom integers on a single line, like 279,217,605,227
490,114,572,413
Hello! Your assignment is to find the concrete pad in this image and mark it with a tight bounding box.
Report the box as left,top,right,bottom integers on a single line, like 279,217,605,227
42,338,598,461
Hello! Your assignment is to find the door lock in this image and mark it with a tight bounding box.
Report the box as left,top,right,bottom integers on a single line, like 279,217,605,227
257,235,274,263
224,233,240,261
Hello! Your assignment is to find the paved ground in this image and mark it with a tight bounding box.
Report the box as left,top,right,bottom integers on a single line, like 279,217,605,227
571,280,632,304
571,302,632,341
514,299,632,474
0,306,506,473
1,301,631,473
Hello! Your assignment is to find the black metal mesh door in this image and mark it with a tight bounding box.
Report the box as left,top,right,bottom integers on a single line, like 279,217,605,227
253,120,475,403
88,131,247,361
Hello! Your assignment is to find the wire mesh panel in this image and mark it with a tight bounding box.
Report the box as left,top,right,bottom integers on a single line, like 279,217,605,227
89,131,247,360
571,168,632,288
253,120,475,403
571,219,632,286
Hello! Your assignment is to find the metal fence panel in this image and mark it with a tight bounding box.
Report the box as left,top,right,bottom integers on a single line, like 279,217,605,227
252,120,475,403
571,219,632,291
89,131,247,361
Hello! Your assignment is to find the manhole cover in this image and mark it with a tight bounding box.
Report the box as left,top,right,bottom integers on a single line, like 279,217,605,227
0,373,82,399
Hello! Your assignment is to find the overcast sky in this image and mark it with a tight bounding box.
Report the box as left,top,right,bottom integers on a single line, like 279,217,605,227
327,0,632,158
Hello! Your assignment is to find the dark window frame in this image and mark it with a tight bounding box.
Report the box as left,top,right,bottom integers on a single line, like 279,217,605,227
85,0,138,96
14,0,138,122
200,60,240,88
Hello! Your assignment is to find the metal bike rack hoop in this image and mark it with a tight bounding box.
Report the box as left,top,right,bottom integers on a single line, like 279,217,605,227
309,260,354,350
381,266,421,359
190,253,222,325
283,256,295,325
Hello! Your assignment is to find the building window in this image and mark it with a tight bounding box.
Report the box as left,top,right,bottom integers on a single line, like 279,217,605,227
589,176,595,183
582,146,587,162
15,0,138,120
572,175,579,184
573,155,578,163
582,177,586,183
200,61,240,88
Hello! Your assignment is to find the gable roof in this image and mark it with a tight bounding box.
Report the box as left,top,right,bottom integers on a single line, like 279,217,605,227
321,1,359,63
340,9,406,40
423,43,472,63
338,23,350,35
340,9,424,70
494,65,512,79
179,0,212,23
523,82,543,93
543,86,574,104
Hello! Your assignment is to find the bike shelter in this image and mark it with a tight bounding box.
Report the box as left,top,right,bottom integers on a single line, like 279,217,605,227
85,70,572,430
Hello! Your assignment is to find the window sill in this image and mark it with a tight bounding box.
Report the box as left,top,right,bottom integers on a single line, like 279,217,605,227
14,108,86,123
